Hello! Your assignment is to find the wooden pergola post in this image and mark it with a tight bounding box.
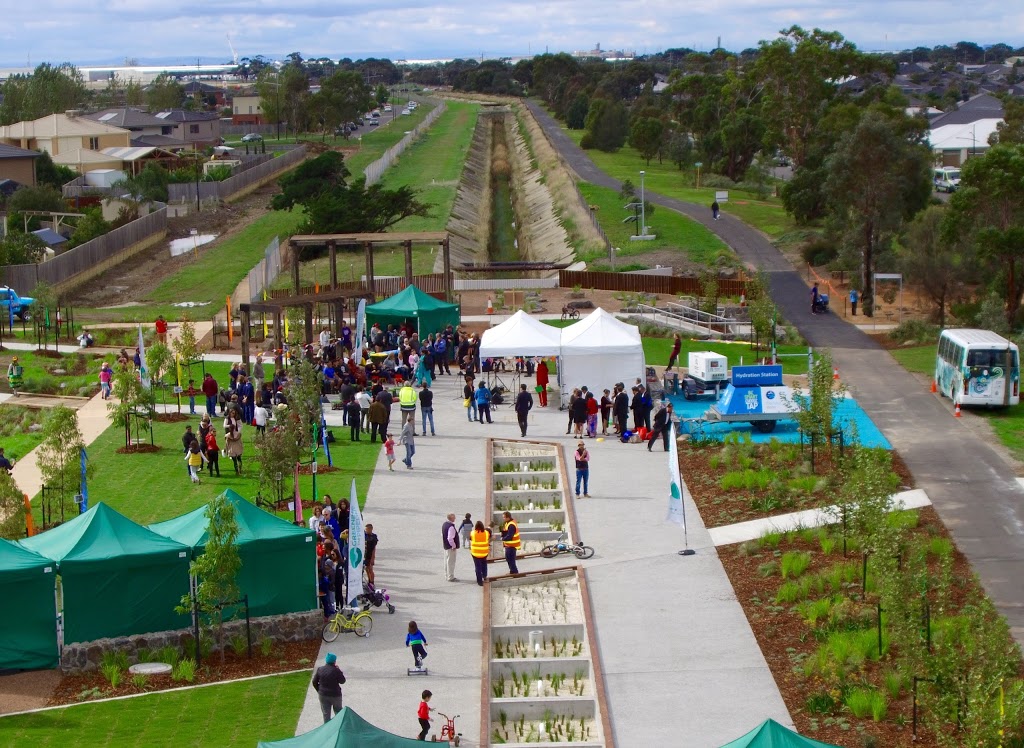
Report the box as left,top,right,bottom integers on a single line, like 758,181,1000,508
404,239,413,287
442,236,452,302
364,241,375,298
328,240,338,290
240,305,251,367
291,242,301,295
304,303,314,346
274,311,283,367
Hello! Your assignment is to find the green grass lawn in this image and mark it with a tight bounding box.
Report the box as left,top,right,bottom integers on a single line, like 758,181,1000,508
345,105,435,175
0,670,310,748
577,182,732,268
0,405,47,461
39,415,381,527
562,128,794,240
0,349,116,397
888,344,935,376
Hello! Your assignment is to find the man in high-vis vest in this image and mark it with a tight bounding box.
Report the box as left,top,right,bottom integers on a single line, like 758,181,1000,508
500,511,521,574
398,382,417,418
470,522,492,586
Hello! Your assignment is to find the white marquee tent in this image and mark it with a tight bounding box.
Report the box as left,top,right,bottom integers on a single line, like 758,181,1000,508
479,310,562,358
558,308,646,408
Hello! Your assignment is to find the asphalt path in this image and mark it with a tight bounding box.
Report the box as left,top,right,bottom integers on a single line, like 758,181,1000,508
527,99,1024,644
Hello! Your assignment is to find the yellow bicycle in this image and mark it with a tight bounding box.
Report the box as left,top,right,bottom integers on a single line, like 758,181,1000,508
322,607,373,642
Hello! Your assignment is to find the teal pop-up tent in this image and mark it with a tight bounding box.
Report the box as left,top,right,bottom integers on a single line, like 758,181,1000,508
20,503,191,644
0,539,58,669
719,719,841,748
257,707,426,747
364,285,459,337
149,489,316,617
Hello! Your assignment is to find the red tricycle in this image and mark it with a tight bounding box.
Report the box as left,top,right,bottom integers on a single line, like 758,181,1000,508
433,711,461,745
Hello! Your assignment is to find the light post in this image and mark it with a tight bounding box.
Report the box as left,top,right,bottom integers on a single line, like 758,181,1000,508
695,161,703,189
639,170,646,237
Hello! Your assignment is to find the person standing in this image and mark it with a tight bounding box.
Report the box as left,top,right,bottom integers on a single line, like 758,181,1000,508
500,511,521,574
223,413,243,474
666,333,682,371
475,381,493,424
201,373,218,417
711,200,721,220
419,382,435,436
384,432,396,470
470,521,491,586
367,397,388,443
648,402,673,452
252,353,265,395
406,621,429,668
364,523,378,585
312,652,346,724
849,287,859,316
204,426,221,477
638,385,653,431
463,375,478,422
571,389,587,438
399,381,418,421
514,384,533,437
458,513,473,547
811,283,819,314
401,414,416,469
441,513,459,581
574,441,590,498
346,397,363,441
417,690,434,741
614,384,630,435
600,389,612,436
155,315,168,345
536,359,549,407
585,392,599,438
99,363,113,400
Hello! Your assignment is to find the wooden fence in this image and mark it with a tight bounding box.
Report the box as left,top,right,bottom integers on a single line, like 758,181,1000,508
559,270,748,297
2,207,168,291
168,147,306,204
268,274,448,301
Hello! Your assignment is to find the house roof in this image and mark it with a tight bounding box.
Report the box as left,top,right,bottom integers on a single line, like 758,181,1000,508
100,146,163,161
0,113,131,140
182,81,222,94
930,94,1005,127
31,228,68,246
0,143,40,159
154,109,219,123
130,134,189,149
84,108,169,129
929,119,1003,150
0,178,25,198
51,148,122,166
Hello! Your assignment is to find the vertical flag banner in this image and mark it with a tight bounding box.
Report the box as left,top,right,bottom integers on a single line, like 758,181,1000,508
138,325,151,389
666,424,695,554
347,479,364,605
292,463,303,525
353,298,367,360
79,447,89,512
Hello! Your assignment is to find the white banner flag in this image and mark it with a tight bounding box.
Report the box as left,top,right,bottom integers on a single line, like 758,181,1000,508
666,424,687,531
353,298,367,360
138,324,151,389
347,479,364,606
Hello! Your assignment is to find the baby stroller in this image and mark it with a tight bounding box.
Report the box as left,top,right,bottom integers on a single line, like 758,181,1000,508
812,293,829,314
357,581,396,614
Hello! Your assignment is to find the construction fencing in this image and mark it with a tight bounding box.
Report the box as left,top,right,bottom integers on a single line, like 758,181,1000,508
363,102,446,185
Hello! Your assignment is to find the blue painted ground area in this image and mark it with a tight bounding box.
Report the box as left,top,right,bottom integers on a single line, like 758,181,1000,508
667,392,891,449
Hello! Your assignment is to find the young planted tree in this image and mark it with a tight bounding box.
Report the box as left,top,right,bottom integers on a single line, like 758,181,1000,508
745,270,776,351
791,348,846,444
176,494,241,664
0,470,27,540
108,364,155,448
171,316,203,412
146,342,174,406
35,405,86,525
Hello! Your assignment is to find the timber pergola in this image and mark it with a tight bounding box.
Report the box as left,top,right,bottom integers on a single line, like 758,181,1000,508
237,288,373,367
287,231,452,301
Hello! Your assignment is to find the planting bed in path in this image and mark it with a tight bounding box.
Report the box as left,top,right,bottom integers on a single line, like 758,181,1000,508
681,433,914,528
719,506,1024,747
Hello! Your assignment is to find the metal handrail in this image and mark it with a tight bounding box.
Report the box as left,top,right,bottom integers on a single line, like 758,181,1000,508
665,301,731,324
632,303,748,338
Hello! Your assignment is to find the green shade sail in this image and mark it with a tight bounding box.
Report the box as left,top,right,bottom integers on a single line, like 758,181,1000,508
257,707,426,747
718,719,841,748
20,503,191,644
364,284,460,337
0,539,58,669
149,489,317,618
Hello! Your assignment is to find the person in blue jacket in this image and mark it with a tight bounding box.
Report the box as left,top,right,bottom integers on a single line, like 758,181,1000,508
475,380,493,424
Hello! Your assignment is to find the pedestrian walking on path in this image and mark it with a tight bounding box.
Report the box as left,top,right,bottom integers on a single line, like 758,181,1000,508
406,621,428,668
501,511,521,574
711,200,721,220
312,652,346,724
185,440,205,483
417,690,434,740
205,426,221,477
514,384,533,437
666,333,681,371
470,521,491,586
442,513,459,581
201,373,218,416
420,382,435,436
401,414,416,469
475,381,493,424
458,512,473,547
648,402,673,452
849,287,859,316
99,363,112,400
574,441,591,498
384,433,396,471
536,359,549,407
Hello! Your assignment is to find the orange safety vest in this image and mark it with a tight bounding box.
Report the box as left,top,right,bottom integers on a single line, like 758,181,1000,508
470,529,491,558
501,520,521,550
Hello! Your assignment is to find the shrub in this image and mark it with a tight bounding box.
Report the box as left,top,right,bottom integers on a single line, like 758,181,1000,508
101,650,130,672
230,633,249,657
100,661,123,688
259,636,274,657
155,645,180,667
796,596,836,625
131,672,150,689
700,174,736,189
888,319,939,345
885,509,919,531
845,688,880,719
780,551,812,579
882,667,905,699
800,237,837,267
805,691,836,714
926,537,953,559
758,531,783,549
720,469,774,491
758,561,778,578
172,658,196,683
776,580,809,604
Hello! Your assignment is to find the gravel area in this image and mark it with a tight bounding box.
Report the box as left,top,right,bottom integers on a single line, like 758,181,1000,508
0,669,61,715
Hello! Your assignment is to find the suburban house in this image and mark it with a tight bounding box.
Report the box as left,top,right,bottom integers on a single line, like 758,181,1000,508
929,93,1005,165
83,108,188,150
0,142,41,187
153,110,221,148
232,91,264,125
0,111,131,160
182,81,227,108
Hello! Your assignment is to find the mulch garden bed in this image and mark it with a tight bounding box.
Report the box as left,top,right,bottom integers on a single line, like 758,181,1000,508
116,444,161,454
297,464,339,476
49,639,320,706
680,439,914,528
154,413,190,423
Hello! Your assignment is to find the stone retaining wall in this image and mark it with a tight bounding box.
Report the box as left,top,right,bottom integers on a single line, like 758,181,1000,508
60,609,322,673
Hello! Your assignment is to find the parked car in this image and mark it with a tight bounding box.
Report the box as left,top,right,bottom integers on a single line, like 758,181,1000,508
0,287,34,320
401,108,411,115
934,167,961,193
241,133,263,142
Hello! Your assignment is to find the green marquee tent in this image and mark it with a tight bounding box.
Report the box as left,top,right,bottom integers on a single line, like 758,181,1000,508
149,489,317,618
364,285,460,337
20,503,191,644
257,707,425,747
0,539,58,670
719,719,841,748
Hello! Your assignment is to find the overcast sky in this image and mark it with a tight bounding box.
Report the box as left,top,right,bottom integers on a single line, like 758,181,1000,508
1,1,1021,67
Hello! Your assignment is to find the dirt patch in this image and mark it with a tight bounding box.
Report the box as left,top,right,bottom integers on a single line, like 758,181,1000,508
0,668,63,715
154,413,190,423
47,639,319,707
297,464,339,476
116,444,161,454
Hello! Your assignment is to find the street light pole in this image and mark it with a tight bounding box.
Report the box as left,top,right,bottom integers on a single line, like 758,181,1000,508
276,69,282,141
639,170,646,237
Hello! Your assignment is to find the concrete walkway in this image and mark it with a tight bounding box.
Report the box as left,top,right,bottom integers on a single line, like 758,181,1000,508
293,371,789,746
526,99,1024,646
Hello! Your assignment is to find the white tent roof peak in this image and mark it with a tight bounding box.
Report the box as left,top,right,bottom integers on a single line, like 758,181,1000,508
560,307,642,352
479,310,562,357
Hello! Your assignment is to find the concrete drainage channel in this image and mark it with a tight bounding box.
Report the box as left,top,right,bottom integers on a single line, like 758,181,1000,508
483,439,614,746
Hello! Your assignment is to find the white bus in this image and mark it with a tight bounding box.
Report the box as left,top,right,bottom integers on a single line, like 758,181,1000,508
933,167,961,193
935,328,1019,407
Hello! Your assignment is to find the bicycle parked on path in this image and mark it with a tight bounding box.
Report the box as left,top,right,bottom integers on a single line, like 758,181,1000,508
540,531,595,559
561,305,580,321
322,606,373,641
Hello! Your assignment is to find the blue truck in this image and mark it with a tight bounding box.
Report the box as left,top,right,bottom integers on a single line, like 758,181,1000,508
0,287,35,320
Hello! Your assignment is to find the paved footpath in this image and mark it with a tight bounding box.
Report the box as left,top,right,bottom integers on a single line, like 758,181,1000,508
527,100,1024,646
294,371,790,746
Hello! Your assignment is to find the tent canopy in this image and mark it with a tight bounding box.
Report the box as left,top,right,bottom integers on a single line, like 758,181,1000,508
558,307,646,407
257,706,425,747
718,719,841,748
364,285,459,337
0,539,58,670
479,310,562,358
20,502,191,643
560,307,642,353
150,489,317,618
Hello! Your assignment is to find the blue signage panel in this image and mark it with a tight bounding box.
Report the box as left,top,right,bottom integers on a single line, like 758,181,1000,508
731,365,784,387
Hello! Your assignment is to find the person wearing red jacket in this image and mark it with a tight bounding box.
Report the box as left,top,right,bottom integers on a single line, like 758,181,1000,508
585,392,599,438
536,359,549,407
201,373,219,417
204,426,221,477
